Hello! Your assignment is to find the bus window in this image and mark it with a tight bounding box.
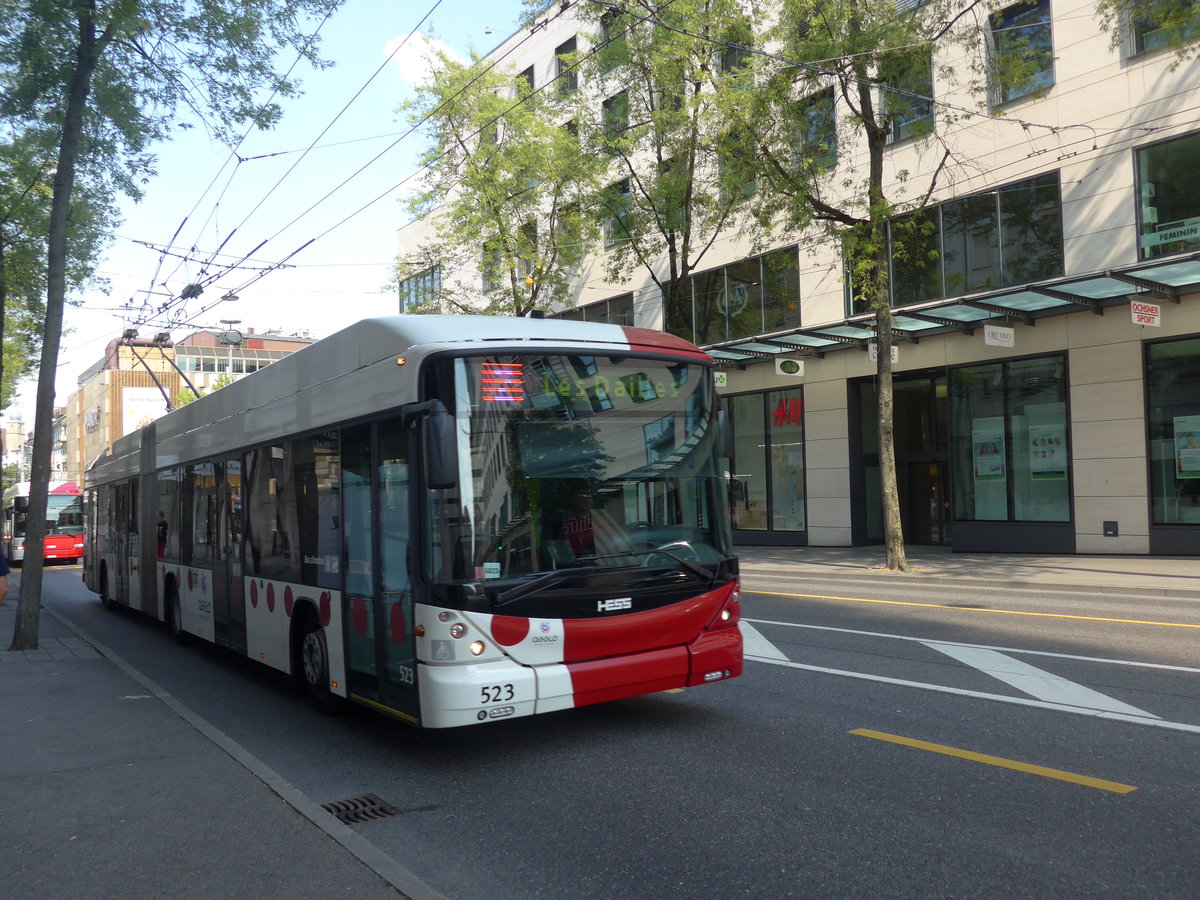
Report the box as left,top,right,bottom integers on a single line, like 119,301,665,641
188,463,216,564
291,431,340,589
244,445,299,582
157,468,182,560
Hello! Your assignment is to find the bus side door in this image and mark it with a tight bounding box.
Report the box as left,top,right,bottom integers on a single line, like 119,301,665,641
341,420,418,722
213,458,246,652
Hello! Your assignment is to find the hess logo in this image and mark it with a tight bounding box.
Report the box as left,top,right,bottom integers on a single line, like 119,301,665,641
597,597,632,612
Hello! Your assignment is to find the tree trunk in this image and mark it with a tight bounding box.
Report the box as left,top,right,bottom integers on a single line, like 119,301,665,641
875,306,910,572
860,59,910,574
10,10,99,650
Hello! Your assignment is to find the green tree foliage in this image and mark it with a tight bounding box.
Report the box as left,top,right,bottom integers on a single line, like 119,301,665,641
565,0,768,335
0,0,343,649
399,45,605,316
0,128,112,410
1096,0,1200,66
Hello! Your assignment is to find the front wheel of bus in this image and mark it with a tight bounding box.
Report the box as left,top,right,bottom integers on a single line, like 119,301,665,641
99,566,116,610
297,610,341,715
166,582,190,645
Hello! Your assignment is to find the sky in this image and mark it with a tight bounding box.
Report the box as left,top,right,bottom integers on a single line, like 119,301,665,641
8,0,531,424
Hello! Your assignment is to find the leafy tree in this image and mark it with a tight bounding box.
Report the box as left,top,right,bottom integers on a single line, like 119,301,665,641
0,128,111,411
0,0,343,650
550,0,768,338
398,45,605,316
1096,0,1200,66
720,0,987,571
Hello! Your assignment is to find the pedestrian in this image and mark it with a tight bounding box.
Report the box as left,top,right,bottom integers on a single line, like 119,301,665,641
0,554,9,606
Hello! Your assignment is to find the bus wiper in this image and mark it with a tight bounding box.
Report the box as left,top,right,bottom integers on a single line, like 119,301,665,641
495,566,599,607
641,548,715,586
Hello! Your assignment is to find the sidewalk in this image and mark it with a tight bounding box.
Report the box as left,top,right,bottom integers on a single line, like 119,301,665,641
1,548,1197,897
0,580,431,900
734,544,1200,598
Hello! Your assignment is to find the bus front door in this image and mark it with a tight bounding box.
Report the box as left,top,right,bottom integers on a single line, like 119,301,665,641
341,422,419,723
213,459,246,652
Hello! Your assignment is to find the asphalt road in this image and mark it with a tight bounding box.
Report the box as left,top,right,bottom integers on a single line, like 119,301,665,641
42,566,1200,899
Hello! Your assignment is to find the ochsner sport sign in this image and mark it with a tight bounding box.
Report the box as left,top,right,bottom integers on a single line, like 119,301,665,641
1131,300,1161,327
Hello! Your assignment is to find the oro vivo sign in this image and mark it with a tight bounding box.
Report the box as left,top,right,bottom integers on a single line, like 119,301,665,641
1131,300,1161,327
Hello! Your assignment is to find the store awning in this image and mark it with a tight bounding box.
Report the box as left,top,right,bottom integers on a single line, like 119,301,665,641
706,252,1200,366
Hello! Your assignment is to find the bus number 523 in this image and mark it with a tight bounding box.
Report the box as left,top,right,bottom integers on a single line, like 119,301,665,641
481,684,515,704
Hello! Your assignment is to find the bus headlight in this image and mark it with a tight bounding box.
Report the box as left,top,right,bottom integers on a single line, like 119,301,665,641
449,623,467,639
469,640,486,656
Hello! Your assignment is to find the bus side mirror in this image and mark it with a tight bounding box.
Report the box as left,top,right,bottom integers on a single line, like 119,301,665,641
424,401,457,490
717,406,734,459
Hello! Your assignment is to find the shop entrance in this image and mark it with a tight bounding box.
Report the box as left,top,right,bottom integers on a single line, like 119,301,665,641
853,373,951,546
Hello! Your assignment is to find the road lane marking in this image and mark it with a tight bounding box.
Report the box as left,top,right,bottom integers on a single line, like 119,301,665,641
739,621,789,660
749,656,1200,734
745,589,1200,629
850,728,1138,794
745,618,1200,674
924,644,1160,718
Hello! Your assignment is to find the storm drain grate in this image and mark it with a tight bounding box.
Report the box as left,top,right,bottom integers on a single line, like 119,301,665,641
322,793,403,825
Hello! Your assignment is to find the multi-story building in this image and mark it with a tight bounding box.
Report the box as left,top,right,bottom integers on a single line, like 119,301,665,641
396,1,1200,555
63,327,313,484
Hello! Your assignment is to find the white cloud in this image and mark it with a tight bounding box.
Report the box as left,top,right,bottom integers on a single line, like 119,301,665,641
387,32,462,87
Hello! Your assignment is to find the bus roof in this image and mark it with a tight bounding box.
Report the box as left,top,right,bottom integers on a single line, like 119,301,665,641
103,316,711,475
2,481,81,501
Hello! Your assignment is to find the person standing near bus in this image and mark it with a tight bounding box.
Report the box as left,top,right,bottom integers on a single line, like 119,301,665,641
0,554,9,605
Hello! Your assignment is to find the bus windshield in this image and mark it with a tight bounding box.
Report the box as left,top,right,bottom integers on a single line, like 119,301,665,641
47,495,85,536
426,352,731,588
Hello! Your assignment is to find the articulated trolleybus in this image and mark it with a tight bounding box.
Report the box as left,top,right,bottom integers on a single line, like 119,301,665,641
3,481,86,564
84,316,742,727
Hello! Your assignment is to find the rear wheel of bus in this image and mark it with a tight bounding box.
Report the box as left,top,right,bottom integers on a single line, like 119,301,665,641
295,606,341,714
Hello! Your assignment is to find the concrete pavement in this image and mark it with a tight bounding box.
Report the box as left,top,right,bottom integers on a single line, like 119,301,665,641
2,548,1197,897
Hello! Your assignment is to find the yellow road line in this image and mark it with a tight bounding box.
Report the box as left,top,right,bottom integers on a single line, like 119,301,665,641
850,728,1138,794
746,589,1200,629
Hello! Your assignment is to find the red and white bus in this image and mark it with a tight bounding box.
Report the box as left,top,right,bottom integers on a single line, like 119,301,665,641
2,480,86,565
84,316,742,728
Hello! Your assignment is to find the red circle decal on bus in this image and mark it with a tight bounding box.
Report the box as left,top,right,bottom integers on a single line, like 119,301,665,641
490,616,529,646
267,584,275,613
284,586,294,618
352,596,368,635
250,581,258,608
390,604,406,644
320,592,331,627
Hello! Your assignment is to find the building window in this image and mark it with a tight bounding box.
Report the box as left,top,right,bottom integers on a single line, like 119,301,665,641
680,247,800,346
603,178,632,248
482,241,503,293
1146,336,1200,525
601,91,630,153
846,172,1063,313
990,0,1054,105
950,354,1070,523
555,38,578,94
517,66,535,96
794,88,837,170
1137,131,1200,259
728,389,806,533
598,8,629,72
558,292,634,325
1130,1,1199,55
720,22,753,78
884,49,933,143
718,131,757,203
399,265,440,312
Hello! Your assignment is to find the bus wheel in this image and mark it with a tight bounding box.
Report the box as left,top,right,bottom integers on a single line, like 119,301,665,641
297,609,341,715
99,566,116,610
166,582,190,645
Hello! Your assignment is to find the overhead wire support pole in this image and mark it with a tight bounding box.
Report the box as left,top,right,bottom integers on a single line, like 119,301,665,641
123,335,175,412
